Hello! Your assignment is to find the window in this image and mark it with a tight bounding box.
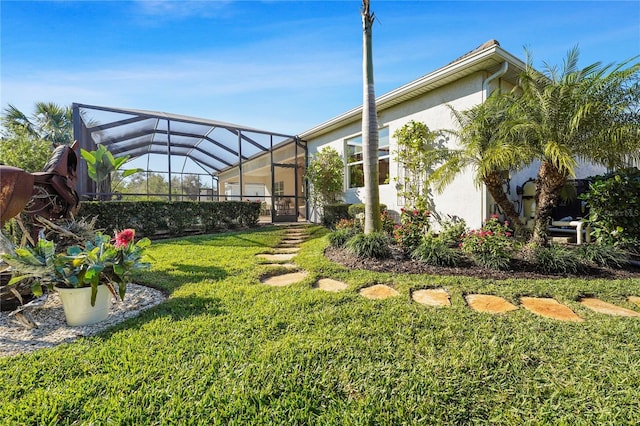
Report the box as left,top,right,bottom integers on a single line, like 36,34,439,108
346,127,389,188
274,180,285,196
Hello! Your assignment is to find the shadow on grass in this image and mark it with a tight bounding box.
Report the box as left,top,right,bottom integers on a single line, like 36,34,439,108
143,294,226,321
99,294,227,339
157,226,280,247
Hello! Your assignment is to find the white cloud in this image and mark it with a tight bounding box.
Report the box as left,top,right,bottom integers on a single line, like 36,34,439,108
134,0,237,20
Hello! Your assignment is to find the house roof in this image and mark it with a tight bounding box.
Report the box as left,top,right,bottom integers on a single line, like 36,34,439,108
299,40,526,140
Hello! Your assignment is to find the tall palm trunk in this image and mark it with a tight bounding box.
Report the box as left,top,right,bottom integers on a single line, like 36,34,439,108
483,171,523,235
361,0,381,234
531,160,567,246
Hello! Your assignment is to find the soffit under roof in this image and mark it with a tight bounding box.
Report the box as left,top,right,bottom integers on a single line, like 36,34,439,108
74,103,299,176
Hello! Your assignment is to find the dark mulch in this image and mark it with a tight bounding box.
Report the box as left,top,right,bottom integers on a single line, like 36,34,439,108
325,246,640,280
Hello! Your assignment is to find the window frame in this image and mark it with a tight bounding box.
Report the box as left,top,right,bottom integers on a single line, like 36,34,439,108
345,127,390,189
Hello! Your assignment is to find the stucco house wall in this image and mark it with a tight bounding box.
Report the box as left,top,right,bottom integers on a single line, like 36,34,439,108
303,57,506,229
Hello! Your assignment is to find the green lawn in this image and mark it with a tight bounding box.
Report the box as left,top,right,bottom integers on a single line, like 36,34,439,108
2,225,640,425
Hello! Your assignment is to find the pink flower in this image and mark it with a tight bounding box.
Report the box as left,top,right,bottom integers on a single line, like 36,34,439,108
504,221,510,227
490,214,499,219
506,232,512,237
114,229,135,248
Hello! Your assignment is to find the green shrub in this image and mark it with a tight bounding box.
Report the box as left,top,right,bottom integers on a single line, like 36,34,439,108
77,201,260,238
411,233,463,267
580,167,640,251
532,244,589,275
437,217,467,247
347,232,392,259
328,228,359,248
460,216,513,270
347,203,387,218
577,243,628,269
322,203,351,227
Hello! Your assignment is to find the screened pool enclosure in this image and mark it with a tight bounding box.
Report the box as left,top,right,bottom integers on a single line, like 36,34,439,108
73,103,308,222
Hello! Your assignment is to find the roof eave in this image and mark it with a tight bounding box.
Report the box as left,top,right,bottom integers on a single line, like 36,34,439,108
299,44,525,140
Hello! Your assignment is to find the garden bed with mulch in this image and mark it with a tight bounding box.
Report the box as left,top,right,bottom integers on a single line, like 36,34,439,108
324,245,640,280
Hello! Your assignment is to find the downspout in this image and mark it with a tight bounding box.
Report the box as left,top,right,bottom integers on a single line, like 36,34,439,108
482,61,508,101
480,61,509,222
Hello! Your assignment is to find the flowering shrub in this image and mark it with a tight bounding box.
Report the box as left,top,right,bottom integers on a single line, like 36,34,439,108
3,228,152,305
335,218,361,231
329,219,362,248
393,207,430,253
460,215,513,270
380,210,396,235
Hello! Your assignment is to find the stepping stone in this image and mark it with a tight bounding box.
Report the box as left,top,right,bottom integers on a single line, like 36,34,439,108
315,278,348,292
465,294,518,314
359,284,399,300
629,296,640,306
520,297,584,322
275,247,300,253
285,234,306,240
412,288,451,307
256,253,297,262
261,271,308,287
264,263,297,269
278,240,303,247
579,298,640,317
281,238,305,244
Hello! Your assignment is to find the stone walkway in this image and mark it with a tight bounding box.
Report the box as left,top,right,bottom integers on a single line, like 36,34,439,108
256,225,640,322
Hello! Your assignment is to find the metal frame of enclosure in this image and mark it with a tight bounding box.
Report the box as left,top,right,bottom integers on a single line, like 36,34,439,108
73,103,308,222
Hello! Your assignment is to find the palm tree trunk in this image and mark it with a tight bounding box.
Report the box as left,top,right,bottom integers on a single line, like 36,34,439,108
531,160,567,247
483,171,523,235
361,0,381,234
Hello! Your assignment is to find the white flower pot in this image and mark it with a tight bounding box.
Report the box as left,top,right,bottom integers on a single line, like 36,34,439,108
54,285,112,326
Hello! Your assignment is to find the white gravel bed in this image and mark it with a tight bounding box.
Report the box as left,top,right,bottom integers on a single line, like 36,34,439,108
0,284,167,358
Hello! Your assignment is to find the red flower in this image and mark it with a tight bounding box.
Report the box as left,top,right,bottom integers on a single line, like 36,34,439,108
114,229,135,248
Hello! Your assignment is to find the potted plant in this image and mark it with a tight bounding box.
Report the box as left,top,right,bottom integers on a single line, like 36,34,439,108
2,228,151,326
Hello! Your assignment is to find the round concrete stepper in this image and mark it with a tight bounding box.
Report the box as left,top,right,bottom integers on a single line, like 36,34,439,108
359,284,399,300
256,253,297,262
520,297,584,322
465,294,518,314
315,278,348,292
628,296,640,306
261,271,308,287
579,298,640,317
412,288,451,307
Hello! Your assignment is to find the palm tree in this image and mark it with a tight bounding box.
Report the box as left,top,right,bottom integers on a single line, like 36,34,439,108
514,47,640,246
361,0,382,233
427,91,532,235
1,102,73,146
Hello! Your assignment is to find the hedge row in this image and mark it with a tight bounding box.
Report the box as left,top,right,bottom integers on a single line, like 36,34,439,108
77,201,261,238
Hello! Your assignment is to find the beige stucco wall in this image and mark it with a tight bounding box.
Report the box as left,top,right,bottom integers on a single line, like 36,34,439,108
307,72,491,229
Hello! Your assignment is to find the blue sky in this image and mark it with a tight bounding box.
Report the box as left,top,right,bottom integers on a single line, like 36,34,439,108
2,0,639,135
